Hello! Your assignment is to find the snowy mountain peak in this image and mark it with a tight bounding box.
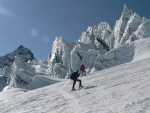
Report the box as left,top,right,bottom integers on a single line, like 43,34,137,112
13,45,36,61
113,5,134,48
49,36,74,65
97,22,112,32
17,45,25,50
0,45,36,68
122,4,133,17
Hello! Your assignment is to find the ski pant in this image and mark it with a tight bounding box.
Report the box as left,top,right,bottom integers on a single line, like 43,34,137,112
80,70,86,76
72,78,82,90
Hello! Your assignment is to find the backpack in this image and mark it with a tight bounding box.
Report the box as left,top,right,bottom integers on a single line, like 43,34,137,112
70,72,80,79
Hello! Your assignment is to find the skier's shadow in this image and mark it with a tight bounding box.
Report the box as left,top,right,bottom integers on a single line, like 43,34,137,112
85,85,97,89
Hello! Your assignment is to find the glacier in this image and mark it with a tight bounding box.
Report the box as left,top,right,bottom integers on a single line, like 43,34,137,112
1,37,150,112
1,4,150,96
0,4,150,113
2,4,150,91
46,5,150,79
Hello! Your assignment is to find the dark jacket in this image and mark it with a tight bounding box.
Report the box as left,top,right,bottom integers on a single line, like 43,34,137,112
70,72,80,80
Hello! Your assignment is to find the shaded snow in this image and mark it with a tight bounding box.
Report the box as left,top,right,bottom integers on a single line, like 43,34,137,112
27,74,62,90
95,37,150,70
0,75,7,91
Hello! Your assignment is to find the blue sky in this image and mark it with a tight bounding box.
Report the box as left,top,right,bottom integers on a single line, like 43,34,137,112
0,0,150,60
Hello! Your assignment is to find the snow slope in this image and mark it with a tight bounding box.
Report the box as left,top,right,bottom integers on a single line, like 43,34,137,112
1,38,150,112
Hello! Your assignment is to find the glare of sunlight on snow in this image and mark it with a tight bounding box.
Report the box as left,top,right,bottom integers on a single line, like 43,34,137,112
30,28,39,37
42,36,50,44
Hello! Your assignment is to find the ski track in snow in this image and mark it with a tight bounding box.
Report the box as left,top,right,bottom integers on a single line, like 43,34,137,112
60,81,82,113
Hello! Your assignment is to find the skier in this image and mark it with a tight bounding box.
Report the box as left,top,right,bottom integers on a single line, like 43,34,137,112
80,64,86,76
70,70,83,91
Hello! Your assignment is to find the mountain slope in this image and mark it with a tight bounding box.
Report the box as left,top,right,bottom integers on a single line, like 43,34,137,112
0,45,36,68
0,48,150,112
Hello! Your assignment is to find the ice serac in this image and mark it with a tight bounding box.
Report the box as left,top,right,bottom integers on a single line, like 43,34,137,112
70,46,87,72
114,5,133,48
52,63,68,78
131,19,150,40
46,5,150,78
9,56,35,88
6,56,61,90
48,36,74,78
27,60,49,75
27,75,60,90
87,49,105,72
68,22,113,74
0,45,36,68
97,22,112,49
78,22,112,51
49,36,73,66
78,27,96,49
49,36,62,65
93,37,150,72
120,12,142,45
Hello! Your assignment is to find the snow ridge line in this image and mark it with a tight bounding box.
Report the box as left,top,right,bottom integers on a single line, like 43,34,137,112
60,81,82,113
